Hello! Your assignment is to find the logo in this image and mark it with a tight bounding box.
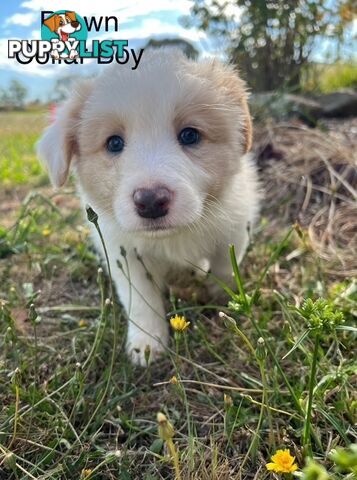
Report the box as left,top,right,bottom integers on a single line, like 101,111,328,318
8,10,144,69
41,10,88,60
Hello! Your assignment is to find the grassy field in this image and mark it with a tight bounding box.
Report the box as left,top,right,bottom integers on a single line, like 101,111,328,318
0,112,356,479
301,62,357,93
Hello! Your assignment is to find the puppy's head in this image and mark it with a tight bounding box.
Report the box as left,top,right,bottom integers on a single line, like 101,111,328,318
43,12,80,40
37,50,252,236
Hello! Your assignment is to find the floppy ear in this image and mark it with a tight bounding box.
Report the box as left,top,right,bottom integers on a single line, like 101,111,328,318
211,61,253,153
43,15,57,32
65,11,76,22
37,80,94,187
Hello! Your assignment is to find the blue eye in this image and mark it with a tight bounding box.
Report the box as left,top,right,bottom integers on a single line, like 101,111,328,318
178,127,201,146
106,135,124,153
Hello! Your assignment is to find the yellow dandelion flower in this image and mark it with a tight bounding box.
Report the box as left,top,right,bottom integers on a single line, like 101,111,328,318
170,315,190,332
169,375,178,384
266,449,298,474
42,227,51,237
81,468,93,478
79,319,87,328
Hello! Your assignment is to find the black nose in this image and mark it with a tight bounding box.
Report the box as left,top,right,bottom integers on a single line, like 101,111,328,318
133,187,171,219
71,21,79,28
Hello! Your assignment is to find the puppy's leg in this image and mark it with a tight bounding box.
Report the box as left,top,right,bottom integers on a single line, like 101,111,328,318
51,49,60,60
112,250,169,366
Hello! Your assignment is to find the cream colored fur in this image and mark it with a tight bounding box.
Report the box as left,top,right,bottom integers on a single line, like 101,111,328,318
37,49,260,365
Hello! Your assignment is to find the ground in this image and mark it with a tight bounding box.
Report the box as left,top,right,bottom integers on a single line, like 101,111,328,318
0,111,356,479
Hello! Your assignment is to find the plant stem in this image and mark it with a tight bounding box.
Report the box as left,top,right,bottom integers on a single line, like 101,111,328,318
8,385,20,449
167,438,182,480
303,333,320,456
239,359,266,472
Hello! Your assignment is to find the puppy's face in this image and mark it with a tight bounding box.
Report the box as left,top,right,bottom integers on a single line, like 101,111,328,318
43,12,81,41
38,51,252,236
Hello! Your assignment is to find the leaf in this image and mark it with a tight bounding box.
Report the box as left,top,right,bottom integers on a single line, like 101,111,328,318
315,407,349,444
282,329,311,360
149,438,164,454
336,325,357,333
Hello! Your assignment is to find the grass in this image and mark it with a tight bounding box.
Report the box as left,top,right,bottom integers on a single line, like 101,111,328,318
0,112,356,479
301,62,357,93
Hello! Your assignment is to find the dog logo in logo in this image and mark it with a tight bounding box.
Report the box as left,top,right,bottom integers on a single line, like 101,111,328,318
42,10,87,60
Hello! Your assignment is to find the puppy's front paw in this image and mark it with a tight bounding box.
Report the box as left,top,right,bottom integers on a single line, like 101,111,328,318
127,333,168,366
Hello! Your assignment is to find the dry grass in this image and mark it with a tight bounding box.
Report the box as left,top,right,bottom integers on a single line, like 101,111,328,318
254,119,357,277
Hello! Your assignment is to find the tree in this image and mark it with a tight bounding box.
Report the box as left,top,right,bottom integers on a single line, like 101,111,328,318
184,0,354,91
8,79,27,109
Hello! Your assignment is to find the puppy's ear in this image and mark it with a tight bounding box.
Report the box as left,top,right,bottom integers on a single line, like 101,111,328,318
37,80,93,187
211,62,253,153
43,15,57,32
65,11,76,22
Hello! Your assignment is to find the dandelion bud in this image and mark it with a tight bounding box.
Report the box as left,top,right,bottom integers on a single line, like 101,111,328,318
157,412,175,441
224,393,233,410
5,326,13,344
116,259,123,270
85,204,98,224
104,298,111,313
12,367,21,387
144,345,151,365
120,246,127,258
29,303,40,325
75,362,84,383
219,311,237,332
97,267,103,284
256,337,267,362
4,452,16,471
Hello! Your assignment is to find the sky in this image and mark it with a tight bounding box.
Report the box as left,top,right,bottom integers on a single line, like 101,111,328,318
0,0,221,101
0,0,355,102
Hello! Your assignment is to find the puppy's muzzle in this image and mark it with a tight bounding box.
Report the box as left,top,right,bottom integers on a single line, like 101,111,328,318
133,187,171,219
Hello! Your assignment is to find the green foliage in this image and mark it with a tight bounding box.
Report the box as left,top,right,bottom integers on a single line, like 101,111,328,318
300,444,357,479
0,112,47,185
302,63,357,92
185,1,355,91
0,80,28,110
295,298,345,332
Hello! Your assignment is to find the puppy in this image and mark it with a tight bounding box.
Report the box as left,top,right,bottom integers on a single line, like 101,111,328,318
37,49,259,365
43,11,81,59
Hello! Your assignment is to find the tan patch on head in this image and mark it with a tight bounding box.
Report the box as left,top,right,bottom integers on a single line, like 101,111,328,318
189,60,252,153
65,11,77,22
174,100,232,146
78,112,126,157
43,14,61,32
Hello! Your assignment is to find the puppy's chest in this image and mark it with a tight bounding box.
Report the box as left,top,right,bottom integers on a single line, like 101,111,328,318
134,232,212,268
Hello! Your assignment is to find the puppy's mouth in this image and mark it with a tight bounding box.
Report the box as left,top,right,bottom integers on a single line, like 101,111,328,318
136,218,179,236
59,30,69,41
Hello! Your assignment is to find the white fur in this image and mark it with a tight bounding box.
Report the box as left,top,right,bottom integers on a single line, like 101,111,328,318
37,49,260,365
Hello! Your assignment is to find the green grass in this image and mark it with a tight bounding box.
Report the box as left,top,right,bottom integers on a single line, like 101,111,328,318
301,62,357,93
0,112,356,479
0,111,48,186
